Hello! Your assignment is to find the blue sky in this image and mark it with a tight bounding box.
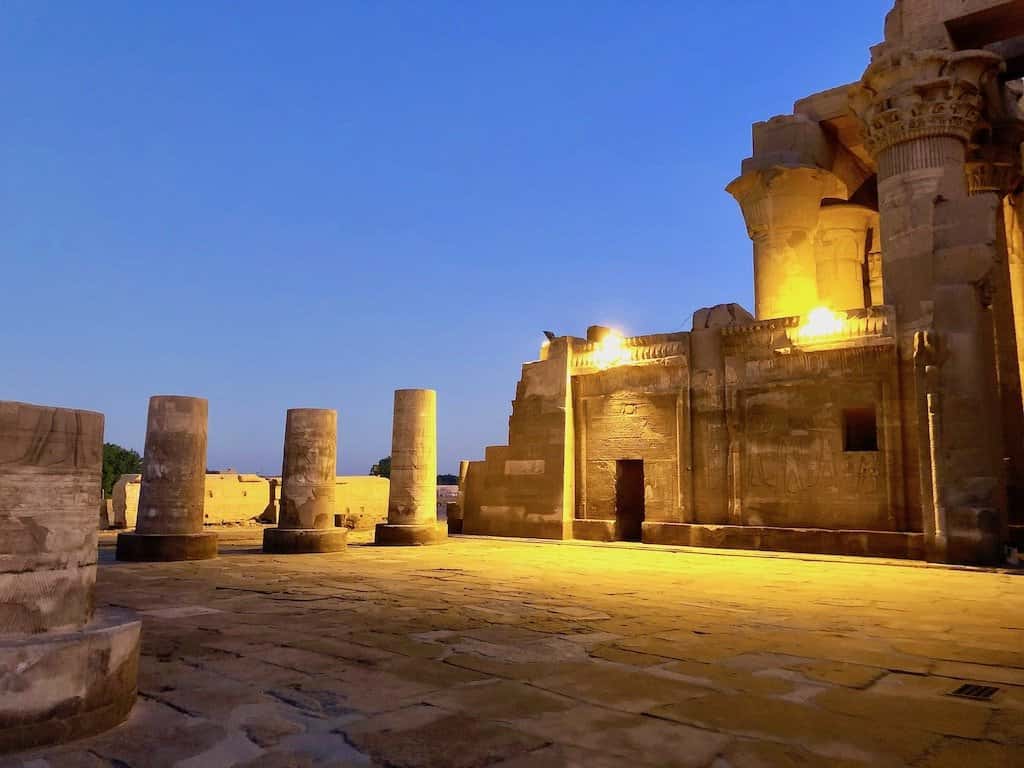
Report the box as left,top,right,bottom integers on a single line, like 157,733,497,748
1,0,893,475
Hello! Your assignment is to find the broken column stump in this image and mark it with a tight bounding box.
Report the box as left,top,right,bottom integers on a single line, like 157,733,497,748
116,395,217,561
375,389,446,545
264,408,347,554
0,400,141,753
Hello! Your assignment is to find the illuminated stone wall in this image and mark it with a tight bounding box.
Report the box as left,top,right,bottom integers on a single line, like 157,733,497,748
719,321,906,532
464,309,916,554
574,365,686,524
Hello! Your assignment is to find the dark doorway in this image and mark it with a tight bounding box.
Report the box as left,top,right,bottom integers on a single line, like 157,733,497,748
615,459,645,542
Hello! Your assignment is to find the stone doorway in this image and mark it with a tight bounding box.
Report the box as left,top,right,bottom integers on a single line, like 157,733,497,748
615,459,645,542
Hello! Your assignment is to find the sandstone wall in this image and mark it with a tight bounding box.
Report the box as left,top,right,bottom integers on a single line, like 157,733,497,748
575,365,686,524
114,473,390,530
332,476,389,529
114,473,268,528
463,337,575,540
111,473,141,528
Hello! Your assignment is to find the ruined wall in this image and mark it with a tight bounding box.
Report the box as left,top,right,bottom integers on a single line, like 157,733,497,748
327,476,389,529
114,473,268,527
113,473,389,530
111,473,141,528
463,338,574,539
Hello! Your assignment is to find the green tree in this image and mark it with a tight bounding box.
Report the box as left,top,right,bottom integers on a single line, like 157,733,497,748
370,456,391,478
102,443,142,497
437,474,458,485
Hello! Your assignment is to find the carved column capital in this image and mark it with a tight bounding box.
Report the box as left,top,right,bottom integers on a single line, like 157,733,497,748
966,143,1023,196
852,49,1003,163
726,165,845,239
726,165,846,320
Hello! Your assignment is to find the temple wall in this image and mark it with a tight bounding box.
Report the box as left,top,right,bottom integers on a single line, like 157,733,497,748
574,364,688,524
720,328,908,531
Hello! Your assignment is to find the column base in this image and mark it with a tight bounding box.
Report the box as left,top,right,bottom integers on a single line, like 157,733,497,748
263,527,348,554
375,522,447,546
116,531,218,562
0,609,141,754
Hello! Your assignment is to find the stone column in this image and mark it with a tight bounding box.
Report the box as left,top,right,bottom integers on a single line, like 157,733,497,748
375,389,445,545
727,166,844,320
447,459,470,534
0,401,140,752
969,148,1024,531
814,204,877,311
116,396,218,561
264,409,347,553
854,47,1007,564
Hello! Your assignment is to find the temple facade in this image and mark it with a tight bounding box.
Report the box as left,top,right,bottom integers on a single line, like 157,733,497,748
463,0,1024,565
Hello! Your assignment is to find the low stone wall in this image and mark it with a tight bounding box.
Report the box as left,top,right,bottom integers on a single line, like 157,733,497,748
334,476,390,529
112,472,267,528
110,474,141,528
437,485,459,518
112,473,391,530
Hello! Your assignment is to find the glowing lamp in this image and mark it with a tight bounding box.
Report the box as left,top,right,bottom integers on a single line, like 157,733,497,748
798,307,846,339
593,331,630,370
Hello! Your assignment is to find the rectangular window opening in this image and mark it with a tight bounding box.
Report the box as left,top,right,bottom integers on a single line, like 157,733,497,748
843,406,879,452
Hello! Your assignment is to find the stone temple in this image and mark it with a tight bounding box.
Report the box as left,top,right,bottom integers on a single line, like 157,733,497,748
462,0,1024,566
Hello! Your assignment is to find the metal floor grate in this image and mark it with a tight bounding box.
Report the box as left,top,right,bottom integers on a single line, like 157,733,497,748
947,683,999,701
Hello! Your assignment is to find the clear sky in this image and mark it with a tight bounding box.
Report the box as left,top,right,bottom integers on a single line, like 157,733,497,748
2,0,893,475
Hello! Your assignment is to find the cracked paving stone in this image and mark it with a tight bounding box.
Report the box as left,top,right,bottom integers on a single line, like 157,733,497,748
341,706,546,768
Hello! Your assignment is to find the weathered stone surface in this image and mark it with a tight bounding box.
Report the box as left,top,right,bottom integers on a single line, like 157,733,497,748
117,395,217,562
263,409,345,555
278,409,337,531
0,401,103,633
0,610,141,753
135,395,208,535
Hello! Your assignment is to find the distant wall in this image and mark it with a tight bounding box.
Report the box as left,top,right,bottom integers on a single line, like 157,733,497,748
437,485,459,519
112,474,142,528
334,476,390,529
113,473,391,530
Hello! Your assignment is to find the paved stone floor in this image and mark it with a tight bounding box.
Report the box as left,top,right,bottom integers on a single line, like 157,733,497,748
8,529,1023,768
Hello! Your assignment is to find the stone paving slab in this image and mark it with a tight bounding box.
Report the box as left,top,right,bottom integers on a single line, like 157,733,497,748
6,530,1023,767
